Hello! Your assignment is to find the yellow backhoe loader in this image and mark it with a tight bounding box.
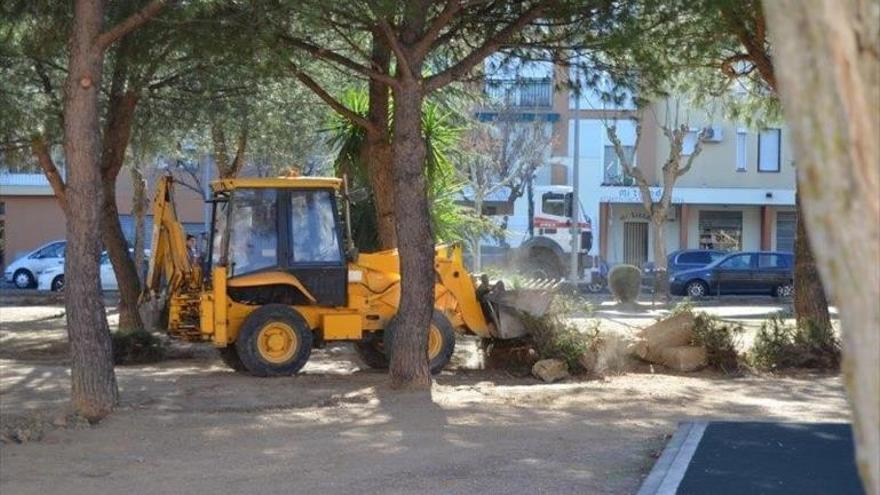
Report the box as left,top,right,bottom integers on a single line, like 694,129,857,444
144,174,551,376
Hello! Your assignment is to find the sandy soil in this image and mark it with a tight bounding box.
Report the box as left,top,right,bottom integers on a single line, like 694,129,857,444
0,302,850,495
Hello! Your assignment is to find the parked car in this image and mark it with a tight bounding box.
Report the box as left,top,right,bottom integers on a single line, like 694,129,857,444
38,251,119,292
667,249,728,274
669,251,794,298
3,240,66,289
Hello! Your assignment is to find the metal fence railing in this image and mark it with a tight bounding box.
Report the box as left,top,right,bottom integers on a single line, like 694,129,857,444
484,78,553,108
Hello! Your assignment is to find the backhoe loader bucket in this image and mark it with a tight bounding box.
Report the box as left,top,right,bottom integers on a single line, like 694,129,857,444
478,277,559,339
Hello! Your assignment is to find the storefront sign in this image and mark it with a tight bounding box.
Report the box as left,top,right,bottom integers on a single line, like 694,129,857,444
618,210,676,222
600,187,683,204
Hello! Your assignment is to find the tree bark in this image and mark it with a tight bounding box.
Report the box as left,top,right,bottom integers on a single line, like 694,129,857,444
473,193,483,272
651,214,670,299
365,36,397,249
101,179,144,332
388,81,433,390
793,191,831,330
131,164,146,286
63,0,119,421
764,2,879,492
99,85,144,333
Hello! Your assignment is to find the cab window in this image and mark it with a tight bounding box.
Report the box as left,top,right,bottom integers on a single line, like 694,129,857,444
541,192,572,218
290,190,342,263
228,189,278,276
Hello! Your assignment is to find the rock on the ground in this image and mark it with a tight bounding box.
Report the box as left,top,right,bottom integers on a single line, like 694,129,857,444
578,349,598,375
532,359,570,382
632,311,696,363
660,345,707,372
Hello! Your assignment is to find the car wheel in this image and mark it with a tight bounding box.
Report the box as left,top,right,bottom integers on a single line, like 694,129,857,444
51,275,65,292
775,283,794,298
13,269,35,289
685,280,708,298
586,281,605,293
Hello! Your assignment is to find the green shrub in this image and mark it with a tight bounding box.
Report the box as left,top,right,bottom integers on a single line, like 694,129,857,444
608,264,641,303
751,315,840,370
518,294,599,372
690,312,745,373
111,330,166,365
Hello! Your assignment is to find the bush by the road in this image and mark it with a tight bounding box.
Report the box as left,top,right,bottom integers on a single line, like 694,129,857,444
608,264,641,304
751,315,840,370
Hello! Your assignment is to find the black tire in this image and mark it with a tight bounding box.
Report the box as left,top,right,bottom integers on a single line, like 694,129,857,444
523,253,563,279
235,304,313,377
51,275,64,292
384,310,456,375
354,333,389,369
13,269,34,289
217,345,248,372
685,280,709,298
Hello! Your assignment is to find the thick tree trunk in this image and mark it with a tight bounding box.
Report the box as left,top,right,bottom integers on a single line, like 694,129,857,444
651,214,669,300
366,135,396,249
131,165,146,285
102,180,143,333
365,37,397,249
793,192,832,330
388,82,433,390
63,0,118,421
99,86,143,333
472,194,483,272
765,2,879,492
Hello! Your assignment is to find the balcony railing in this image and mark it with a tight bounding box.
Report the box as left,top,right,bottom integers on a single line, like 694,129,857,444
485,78,553,108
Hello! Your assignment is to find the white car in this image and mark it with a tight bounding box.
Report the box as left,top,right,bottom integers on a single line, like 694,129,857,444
3,240,66,289
37,250,149,292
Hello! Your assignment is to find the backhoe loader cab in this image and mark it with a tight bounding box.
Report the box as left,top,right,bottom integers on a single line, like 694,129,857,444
146,175,552,377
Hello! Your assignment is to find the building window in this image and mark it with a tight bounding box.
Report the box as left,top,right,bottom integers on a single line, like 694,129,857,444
776,211,796,253
603,145,635,185
758,128,781,172
736,131,747,171
698,210,743,250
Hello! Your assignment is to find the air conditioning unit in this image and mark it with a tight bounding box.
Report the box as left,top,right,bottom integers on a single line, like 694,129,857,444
701,125,724,142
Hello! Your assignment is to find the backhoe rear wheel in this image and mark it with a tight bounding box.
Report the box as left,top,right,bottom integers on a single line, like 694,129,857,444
216,345,247,372
236,304,313,377
384,310,456,375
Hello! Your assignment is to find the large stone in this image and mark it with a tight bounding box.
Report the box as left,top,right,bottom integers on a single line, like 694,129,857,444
531,359,570,382
578,349,598,375
660,345,707,372
632,311,696,363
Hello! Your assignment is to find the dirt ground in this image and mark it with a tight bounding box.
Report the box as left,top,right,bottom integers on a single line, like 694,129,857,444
0,301,849,495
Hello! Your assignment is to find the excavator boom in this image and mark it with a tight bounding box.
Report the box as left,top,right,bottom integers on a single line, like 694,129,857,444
145,176,200,296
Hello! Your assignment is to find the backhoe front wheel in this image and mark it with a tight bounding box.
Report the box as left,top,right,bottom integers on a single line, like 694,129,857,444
384,311,456,375
236,304,313,377
354,333,389,370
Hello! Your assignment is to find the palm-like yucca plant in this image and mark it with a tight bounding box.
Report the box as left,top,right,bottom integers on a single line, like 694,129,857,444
323,89,491,249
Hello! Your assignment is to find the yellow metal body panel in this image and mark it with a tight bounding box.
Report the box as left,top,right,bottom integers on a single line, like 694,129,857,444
228,271,317,303
213,266,229,345
200,293,215,335
211,176,342,193
322,313,363,340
